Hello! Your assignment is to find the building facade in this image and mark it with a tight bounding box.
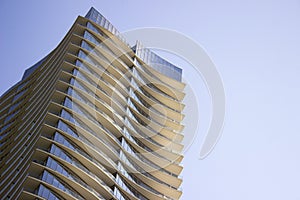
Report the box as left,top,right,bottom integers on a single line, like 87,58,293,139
0,7,185,200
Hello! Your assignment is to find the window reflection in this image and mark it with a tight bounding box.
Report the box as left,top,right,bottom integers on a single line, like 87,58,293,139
37,184,60,200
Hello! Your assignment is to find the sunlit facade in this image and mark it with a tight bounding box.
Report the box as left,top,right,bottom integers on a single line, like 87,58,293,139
0,7,185,200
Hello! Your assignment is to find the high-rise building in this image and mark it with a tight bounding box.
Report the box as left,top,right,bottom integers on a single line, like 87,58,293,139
0,7,185,200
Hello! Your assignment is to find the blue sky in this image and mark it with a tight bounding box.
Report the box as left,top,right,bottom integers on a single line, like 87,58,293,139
1,0,300,199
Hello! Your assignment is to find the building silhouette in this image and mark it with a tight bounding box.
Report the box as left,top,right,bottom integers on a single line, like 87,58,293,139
0,7,185,200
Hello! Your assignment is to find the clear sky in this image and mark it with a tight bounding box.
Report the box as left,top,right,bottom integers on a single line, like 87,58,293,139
1,0,300,199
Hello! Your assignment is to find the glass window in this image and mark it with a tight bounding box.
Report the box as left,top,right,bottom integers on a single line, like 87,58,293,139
9,100,22,112
87,22,104,36
53,132,75,150
60,109,75,123
115,174,135,196
81,40,93,51
57,120,78,138
78,50,97,66
114,187,126,200
41,170,84,199
13,89,27,102
76,60,99,78
83,31,100,45
38,184,59,200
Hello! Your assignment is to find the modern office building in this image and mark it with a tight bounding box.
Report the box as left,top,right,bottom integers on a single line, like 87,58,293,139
0,7,185,200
